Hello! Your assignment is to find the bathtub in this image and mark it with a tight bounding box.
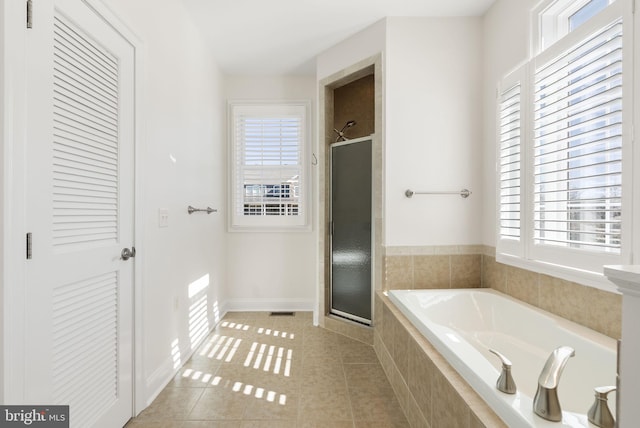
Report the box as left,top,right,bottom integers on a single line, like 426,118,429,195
387,289,617,427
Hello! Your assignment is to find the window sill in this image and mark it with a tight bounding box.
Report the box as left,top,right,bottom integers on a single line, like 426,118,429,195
228,224,312,233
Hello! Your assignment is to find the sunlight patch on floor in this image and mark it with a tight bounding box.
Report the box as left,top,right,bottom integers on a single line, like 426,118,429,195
171,338,181,369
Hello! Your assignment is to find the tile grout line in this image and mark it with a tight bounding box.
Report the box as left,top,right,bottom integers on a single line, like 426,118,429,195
341,354,358,428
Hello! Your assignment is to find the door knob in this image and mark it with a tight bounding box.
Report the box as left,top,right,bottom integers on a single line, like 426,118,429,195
121,247,136,261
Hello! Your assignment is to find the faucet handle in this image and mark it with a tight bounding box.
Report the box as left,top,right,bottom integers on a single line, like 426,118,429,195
588,386,616,428
489,349,517,394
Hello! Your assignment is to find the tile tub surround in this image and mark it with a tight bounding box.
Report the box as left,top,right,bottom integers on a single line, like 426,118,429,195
383,246,622,339
127,311,407,427
482,255,622,339
384,253,482,290
374,291,506,428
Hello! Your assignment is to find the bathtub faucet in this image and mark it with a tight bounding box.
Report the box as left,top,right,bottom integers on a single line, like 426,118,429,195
533,346,575,422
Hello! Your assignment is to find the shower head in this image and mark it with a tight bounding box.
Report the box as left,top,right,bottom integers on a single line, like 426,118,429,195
334,120,357,142
341,120,357,131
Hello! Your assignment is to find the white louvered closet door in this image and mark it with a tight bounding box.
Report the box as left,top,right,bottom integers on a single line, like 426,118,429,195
24,1,134,427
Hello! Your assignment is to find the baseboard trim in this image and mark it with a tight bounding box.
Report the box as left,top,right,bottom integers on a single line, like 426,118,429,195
224,298,315,312
142,319,216,410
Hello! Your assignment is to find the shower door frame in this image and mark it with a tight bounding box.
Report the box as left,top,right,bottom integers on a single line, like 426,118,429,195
329,136,374,325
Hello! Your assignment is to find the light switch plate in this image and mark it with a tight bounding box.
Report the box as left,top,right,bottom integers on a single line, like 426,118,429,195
158,208,169,228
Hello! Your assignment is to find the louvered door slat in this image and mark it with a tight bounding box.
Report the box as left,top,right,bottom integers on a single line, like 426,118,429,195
53,196,115,209
52,270,118,427
54,214,118,223
52,224,116,235
53,63,118,112
53,172,117,188
52,228,118,242
53,320,118,381
73,379,117,428
53,320,118,377
54,192,117,204
52,232,117,247
54,204,118,214
53,21,118,100
53,127,116,155
55,354,117,412
54,107,118,139
54,77,118,119
54,164,117,185
54,94,119,133
53,140,117,168
53,34,118,91
54,148,117,173
53,12,120,251
54,124,118,153
56,364,117,426
54,218,116,228
53,210,117,220
53,284,115,317
53,18,118,75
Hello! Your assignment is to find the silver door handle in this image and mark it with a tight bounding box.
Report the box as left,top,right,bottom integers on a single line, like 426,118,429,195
121,247,136,261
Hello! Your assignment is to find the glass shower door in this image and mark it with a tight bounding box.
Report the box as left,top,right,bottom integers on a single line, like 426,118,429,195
330,137,372,324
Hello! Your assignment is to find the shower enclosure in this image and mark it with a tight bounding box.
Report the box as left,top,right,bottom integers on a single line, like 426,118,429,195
330,136,372,324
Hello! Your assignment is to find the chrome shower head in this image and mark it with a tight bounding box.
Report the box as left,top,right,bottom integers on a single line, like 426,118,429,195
341,120,357,131
334,120,357,142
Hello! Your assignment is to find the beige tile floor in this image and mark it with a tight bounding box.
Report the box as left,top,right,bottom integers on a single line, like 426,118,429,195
126,312,409,428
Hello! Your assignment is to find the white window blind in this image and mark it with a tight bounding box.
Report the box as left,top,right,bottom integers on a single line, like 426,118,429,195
499,82,523,242
229,102,309,230
533,19,623,253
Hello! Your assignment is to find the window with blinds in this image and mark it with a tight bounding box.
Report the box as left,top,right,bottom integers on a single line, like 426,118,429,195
533,19,623,253
229,102,309,230
496,0,630,275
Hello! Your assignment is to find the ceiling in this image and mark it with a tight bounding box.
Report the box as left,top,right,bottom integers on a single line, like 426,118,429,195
181,0,497,76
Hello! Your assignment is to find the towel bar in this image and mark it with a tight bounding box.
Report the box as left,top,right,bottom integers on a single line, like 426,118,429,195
187,206,217,214
405,189,471,199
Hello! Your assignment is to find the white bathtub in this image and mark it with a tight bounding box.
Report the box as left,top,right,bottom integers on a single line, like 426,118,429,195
387,289,617,428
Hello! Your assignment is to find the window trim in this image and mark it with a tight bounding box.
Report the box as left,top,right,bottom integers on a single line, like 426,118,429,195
497,0,633,289
532,0,616,54
227,100,312,232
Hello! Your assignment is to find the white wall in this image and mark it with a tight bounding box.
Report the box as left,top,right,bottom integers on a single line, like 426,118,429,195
224,76,317,312
316,19,387,81
385,17,483,246
100,0,227,407
481,0,535,247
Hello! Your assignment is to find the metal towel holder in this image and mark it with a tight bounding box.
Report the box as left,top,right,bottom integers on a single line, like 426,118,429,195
405,189,472,199
187,205,217,214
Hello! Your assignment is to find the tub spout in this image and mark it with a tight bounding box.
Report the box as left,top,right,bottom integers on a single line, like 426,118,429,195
533,346,575,422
